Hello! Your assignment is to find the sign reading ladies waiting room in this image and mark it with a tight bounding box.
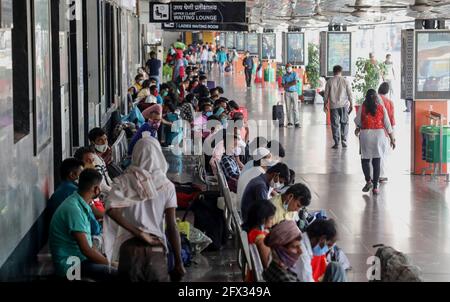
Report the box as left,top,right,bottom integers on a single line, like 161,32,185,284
149,1,246,23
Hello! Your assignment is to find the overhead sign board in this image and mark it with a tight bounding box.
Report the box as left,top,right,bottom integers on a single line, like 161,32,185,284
150,2,246,23
161,22,248,32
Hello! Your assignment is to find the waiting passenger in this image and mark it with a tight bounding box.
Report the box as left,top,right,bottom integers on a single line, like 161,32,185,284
135,79,152,104
129,74,144,99
87,129,114,191
219,135,243,193
293,219,347,282
129,104,164,155
263,220,302,282
271,183,312,225
237,148,274,208
193,103,214,139
104,137,185,282
243,200,276,269
180,94,196,124
46,158,84,232
163,102,182,147
74,147,110,193
49,169,117,281
241,163,290,221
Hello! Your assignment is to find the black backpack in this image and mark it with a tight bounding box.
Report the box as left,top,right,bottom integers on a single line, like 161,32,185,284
187,191,229,251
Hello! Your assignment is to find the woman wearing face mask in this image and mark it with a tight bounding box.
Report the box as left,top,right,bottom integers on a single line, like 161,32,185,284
293,219,347,282
271,183,312,226
263,220,303,282
242,200,276,271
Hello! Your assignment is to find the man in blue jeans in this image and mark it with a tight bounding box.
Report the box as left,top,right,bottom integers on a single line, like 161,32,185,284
282,64,301,128
49,169,117,281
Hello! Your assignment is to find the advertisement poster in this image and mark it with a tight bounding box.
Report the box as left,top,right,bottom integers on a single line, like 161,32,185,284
416,32,450,93
261,33,276,60
247,33,259,55
327,33,351,74
287,33,305,65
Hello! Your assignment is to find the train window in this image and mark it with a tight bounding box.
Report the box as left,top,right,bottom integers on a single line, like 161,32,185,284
12,0,30,143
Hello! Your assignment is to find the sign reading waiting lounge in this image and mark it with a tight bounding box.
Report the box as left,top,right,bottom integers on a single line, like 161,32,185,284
149,2,246,23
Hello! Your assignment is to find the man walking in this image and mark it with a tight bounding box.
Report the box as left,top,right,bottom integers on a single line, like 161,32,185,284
282,64,301,128
324,65,354,149
145,51,162,90
243,51,254,88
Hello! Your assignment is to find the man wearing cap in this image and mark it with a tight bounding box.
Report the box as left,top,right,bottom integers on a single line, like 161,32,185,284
282,64,301,128
236,148,275,209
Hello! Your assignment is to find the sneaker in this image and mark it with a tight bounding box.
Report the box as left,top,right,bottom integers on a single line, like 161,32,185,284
372,188,380,195
332,144,339,149
287,124,294,128
362,182,373,193
342,141,348,148
295,124,301,129
379,177,388,183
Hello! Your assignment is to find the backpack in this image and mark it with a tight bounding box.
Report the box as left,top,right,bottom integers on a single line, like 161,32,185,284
188,191,229,251
370,245,423,282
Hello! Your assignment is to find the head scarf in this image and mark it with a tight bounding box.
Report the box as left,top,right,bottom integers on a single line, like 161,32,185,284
105,136,170,208
265,220,302,268
142,104,162,121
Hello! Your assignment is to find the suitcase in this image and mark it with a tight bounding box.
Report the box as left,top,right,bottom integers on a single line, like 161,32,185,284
272,103,285,127
303,89,316,104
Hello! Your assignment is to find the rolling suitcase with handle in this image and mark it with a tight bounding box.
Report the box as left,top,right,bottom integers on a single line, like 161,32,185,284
272,102,285,127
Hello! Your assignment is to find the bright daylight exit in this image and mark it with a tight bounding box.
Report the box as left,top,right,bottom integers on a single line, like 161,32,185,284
0,0,450,292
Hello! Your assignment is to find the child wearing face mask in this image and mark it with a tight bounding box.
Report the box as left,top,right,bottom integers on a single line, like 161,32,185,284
242,200,276,273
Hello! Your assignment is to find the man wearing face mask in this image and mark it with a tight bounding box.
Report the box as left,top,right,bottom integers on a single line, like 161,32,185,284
241,163,290,222
293,219,347,282
49,169,117,281
271,183,312,226
282,63,301,129
219,135,243,193
88,128,113,192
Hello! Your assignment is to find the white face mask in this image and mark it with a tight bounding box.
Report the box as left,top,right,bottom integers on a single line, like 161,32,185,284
95,144,108,153
287,67,293,73
271,179,284,190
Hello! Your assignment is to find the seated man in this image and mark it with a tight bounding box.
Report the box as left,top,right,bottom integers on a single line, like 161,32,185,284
271,183,312,225
46,159,84,238
74,147,111,194
293,219,347,282
49,169,117,281
219,135,242,193
241,163,290,221
88,128,116,185
236,148,274,209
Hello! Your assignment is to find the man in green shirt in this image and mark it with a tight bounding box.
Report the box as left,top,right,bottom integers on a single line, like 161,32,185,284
49,169,117,281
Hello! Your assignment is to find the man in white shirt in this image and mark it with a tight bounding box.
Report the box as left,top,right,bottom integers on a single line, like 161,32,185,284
293,219,347,282
236,148,274,209
324,65,354,149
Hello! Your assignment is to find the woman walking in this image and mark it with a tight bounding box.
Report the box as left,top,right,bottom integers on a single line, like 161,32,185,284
355,89,396,195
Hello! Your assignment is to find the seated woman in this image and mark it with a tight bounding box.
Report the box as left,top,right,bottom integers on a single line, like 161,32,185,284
263,220,302,282
242,200,276,269
104,137,185,282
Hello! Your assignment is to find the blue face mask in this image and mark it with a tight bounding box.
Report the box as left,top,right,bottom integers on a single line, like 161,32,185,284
205,111,213,117
312,243,330,256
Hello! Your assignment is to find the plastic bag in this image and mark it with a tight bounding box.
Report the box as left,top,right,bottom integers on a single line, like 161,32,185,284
189,224,213,255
